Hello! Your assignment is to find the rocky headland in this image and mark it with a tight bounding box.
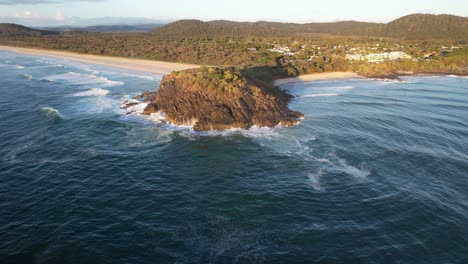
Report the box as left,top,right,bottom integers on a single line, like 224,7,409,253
123,67,303,131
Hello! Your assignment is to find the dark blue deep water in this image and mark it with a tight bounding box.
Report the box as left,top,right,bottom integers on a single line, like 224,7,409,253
1,50,468,263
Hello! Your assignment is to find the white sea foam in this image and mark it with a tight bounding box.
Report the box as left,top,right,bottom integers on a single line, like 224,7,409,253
212,125,283,138
301,93,341,98
120,100,298,138
35,59,63,67
78,96,117,114
0,62,25,69
446,74,467,78
308,169,324,191
21,74,33,79
329,158,371,178
123,107,288,139
121,101,148,115
320,86,354,90
146,111,168,123
40,107,61,118
315,158,334,165
303,152,372,187
122,73,156,80
66,62,100,75
43,72,124,87
73,88,109,97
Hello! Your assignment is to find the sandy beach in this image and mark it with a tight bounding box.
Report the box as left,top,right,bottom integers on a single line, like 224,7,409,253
0,45,200,75
275,72,364,86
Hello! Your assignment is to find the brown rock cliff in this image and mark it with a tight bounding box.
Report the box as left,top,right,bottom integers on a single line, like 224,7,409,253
134,67,303,131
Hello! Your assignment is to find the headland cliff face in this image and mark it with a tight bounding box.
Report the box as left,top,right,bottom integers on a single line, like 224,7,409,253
125,67,303,131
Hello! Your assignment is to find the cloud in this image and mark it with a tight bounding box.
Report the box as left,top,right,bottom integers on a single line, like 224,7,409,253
14,10,40,18
55,9,65,21
0,0,105,5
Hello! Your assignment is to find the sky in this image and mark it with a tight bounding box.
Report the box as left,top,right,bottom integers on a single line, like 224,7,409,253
0,0,467,26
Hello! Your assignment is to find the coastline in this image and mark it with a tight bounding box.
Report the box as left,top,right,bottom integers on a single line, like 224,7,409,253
0,45,200,75
274,72,364,86
2,45,465,84
275,71,467,86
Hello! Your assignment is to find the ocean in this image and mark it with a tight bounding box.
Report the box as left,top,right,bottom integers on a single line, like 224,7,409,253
1,50,467,263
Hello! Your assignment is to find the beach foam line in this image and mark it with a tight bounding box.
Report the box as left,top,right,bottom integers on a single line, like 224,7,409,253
275,72,364,86
301,93,341,97
322,85,353,90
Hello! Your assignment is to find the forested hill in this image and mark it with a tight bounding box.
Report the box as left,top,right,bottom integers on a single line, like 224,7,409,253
2,13,465,39
0,23,58,37
151,19,381,37
382,14,468,39
152,14,468,39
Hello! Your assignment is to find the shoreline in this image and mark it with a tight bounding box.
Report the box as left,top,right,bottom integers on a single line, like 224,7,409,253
274,72,364,86
275,71,467,86
2,45,465,84
0,45,200,75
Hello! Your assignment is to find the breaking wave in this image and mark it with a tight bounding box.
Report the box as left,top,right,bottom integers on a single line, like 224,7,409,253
40,107,62,118
73,88,110,97
43,72,124,87
21,74,33,79
122,73,156,81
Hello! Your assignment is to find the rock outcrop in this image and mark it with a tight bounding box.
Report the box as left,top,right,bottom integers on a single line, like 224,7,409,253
127,67,303,131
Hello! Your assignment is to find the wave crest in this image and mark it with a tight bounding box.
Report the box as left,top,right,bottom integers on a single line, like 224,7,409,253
73,88,109,97
40,107,62,119
43,72,124,87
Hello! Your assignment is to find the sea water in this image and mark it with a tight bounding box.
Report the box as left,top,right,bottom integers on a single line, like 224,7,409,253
1,50,467,263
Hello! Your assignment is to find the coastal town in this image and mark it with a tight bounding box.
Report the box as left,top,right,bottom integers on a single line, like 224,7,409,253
251,41,465,65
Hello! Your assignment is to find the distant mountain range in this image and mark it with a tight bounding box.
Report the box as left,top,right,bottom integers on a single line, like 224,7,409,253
152,14,468,39
41,24,163,33
0,23,58,36
1,14,467,39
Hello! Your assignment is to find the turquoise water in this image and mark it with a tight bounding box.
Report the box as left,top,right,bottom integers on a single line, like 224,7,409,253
1,51,468,263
